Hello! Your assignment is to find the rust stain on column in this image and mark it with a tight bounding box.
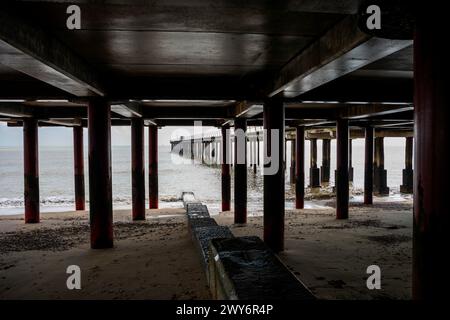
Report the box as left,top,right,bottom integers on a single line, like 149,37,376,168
295,127,305,209
148,125,158,209
263,98,285,252
88,98,113,249
73,126,85,211
336,119,349,219
131,118,145,220
23,118,39,223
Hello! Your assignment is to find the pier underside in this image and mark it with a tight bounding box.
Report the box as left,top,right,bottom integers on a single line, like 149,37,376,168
0,1,447,300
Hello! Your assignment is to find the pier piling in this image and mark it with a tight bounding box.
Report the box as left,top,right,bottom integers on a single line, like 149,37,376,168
73,126,85,211
221,126,231,211
131,118,145,220
263,98,285,252
234,118,247,224
295,127,305,209
364,127,374,205
88,98,113,249
148,125,159,209
23,118,40,223
336,119,349,219
309,138,320,188
320,139,331,184
413,17,450,299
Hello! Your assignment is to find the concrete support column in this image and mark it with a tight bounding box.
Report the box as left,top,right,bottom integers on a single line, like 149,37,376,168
221,126,231,211
336,119,349,219
320,139,331,184
88,98,113,249
148,125,158,209
234,118,247,224
374,137,389,195
290,139,296,184
295,127,305,209
413,16,450,299
131,118,145,220
309,138,320,188
73,126,85,211
263,98,285,252
23,118,40,223
400,136,413,193
364,127,374,205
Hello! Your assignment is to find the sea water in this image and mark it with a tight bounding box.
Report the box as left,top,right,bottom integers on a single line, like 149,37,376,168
0,138,410,216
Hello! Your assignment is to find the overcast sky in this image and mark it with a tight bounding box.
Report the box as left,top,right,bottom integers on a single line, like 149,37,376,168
0,122,219,147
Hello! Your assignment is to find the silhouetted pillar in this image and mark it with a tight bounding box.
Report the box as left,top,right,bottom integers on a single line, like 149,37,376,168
148,125,158,209
320,139,331,184
309,138,320,188
131,118,145,220
295,127,305,209
413,15,450,299
221,126,231,211
234,118,247,224
191,139,194,161
373,137,389,195
73,126,85,211
88,98,113,249
336,119,349,219
349,139,354,183
364,127,374,205
290,139,296,184
400,136,413,194
263,98,285,252
23,118,39,223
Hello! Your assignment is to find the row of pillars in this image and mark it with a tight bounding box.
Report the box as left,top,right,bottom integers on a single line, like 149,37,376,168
22,99,159,249
289,135,413,195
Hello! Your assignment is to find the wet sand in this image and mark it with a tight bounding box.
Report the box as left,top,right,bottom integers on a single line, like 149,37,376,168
0,209,210,300
216,200,413,300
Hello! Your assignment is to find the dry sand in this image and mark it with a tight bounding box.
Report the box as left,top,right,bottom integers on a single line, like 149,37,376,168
216,200,413,300
0,208,210,300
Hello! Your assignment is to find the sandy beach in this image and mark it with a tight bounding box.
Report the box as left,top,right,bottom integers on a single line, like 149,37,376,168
0,209,210,300
216,200,413,300
0,199,413,300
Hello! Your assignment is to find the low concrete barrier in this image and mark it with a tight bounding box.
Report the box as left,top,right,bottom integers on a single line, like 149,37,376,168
182,192,315,300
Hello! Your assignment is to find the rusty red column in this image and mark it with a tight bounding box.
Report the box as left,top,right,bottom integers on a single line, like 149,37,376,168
263,98,285,252
23,118,39,223
364,126,374,205
234,118,247,224
221,126,231,211
73,126,85,211
336,119,349,219
413,15,450,299
295,126,305,209
148,125,158,209
131,118,145,220
88,98,113,249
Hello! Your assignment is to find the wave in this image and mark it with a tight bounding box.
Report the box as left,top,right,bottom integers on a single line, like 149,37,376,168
0,194,183,208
